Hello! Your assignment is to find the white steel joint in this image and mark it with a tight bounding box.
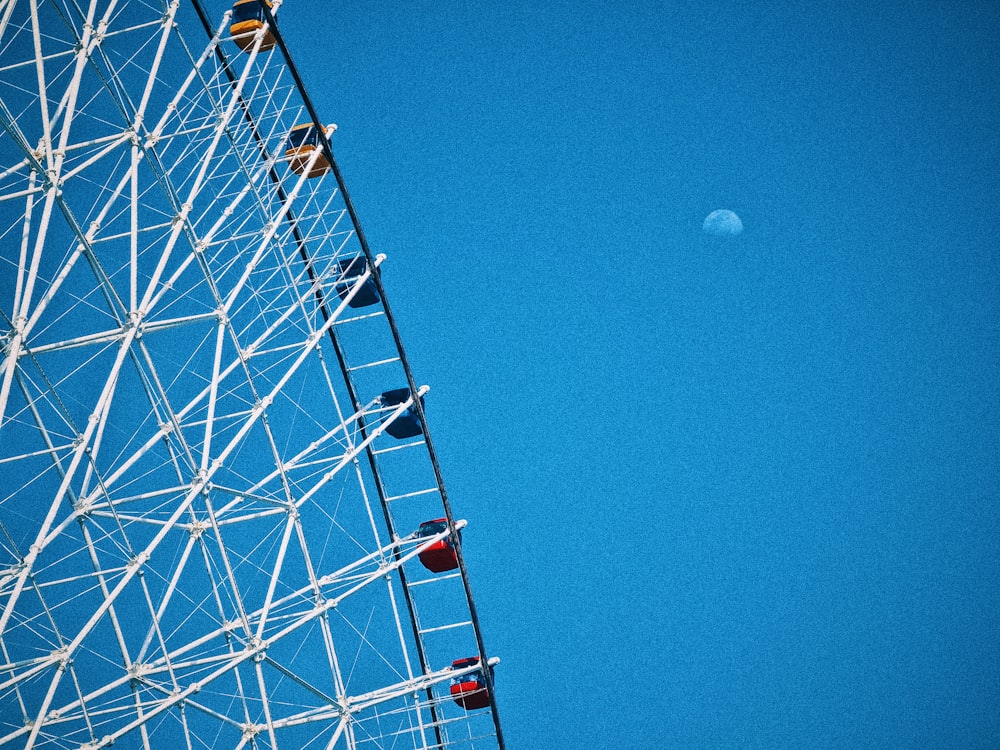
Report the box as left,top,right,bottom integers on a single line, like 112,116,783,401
241,724,260,739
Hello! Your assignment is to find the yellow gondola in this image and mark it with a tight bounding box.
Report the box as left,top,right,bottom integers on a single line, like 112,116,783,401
230,0,276,52
284,123,335,177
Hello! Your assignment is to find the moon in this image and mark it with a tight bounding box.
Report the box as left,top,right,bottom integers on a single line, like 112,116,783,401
703,209,743,237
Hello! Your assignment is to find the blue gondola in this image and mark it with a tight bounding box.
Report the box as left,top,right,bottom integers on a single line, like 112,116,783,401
380,388,424,439
336,256,379,308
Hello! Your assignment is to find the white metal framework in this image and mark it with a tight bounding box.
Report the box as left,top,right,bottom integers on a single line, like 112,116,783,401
0,2,503,748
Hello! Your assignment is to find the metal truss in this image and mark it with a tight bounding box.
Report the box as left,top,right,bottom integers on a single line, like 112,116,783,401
0,1,504,748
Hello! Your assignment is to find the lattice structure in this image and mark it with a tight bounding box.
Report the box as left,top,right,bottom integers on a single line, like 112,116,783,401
0,2,503,748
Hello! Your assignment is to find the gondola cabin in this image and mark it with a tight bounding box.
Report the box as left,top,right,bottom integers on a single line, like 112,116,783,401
230,0,276,52
416,518,460,573
379,388,424,439
335,256,379,308
284,123,332,177
450,657,493,710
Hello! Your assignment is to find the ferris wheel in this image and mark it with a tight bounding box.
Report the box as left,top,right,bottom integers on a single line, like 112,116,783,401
0,2,505,748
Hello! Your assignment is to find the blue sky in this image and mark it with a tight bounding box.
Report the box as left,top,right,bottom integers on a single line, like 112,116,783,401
281,2,998,747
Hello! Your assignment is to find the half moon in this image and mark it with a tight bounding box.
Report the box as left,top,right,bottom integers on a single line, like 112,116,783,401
703,209,743,237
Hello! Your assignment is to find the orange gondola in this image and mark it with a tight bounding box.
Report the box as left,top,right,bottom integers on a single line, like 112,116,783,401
284,123,332,177
230,0,276,52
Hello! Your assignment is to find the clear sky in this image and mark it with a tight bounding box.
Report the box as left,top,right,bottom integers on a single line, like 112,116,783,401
281,1,998,747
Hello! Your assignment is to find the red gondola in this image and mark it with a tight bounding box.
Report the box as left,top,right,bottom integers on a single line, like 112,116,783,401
230,0,276,52
449,657,493,710
415,518,460,573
